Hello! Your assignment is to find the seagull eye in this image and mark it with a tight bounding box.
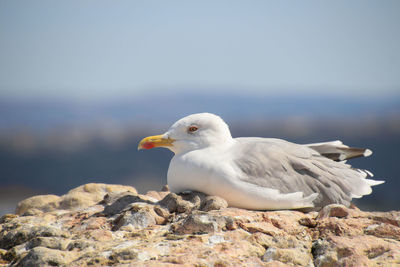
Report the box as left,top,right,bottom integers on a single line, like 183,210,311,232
188,126,198,133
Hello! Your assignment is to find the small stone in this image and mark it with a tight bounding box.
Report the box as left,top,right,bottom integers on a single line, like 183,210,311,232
0,228,30,249
175,214,219,234
364,223,400,240
312,239,331,261
113,206,157,231
159,193,194,213
88,229,113,241
153,205,170,225
161,185,170,192
318,204,349,219
158,191,170,200
110,248,138,262
22,208,44,216
82,217,107,230
153,205,170,219
145,191,162,201
225,217,237,230
60,183,138,211
0,214,18,224
3,243,27,262
240,222,282,236
66,239,98,251
27,237,70,250
176,201,194,213
77,251,110,266
298,217,317,228
18,247,76,266
201,196,228,211
68,183,137,197
0,225,64,250
0,248,6,257
102,194,150,217
262,247,277,262
180,191,207,209
32,225,69,238
59,191,98,210
15,195,60,215
262,247,312,266
158,193,179,212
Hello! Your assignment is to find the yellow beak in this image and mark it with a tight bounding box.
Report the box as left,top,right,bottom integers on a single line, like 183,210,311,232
138,135,175,150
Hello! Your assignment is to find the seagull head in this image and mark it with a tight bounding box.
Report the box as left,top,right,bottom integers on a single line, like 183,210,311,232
138,113,233,154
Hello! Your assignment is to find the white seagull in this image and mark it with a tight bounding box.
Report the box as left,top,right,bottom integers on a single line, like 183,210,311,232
138,113,384,210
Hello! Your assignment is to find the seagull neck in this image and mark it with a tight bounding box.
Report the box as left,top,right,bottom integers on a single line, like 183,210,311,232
173,137,235,155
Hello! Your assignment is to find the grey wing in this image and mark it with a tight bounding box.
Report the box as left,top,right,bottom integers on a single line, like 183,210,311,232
232,138,384,208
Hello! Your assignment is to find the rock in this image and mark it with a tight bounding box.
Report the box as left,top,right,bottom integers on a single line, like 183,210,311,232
174,213,232,235
1,182,400,266
144,191,160,202
180,191,207,208
75,251,110,266
114,209,156,231
67,183,137,197
102,194,152,217
80,216,107,230
0,248,6,258
161,184,169,192
88,229,113,241
60,183,138,211
364,223,400,240
66,239,98,251
0,227,30,250
175,214,219,234
0,225,68,250
153,205,170,221
109,248,138,263
3,243,27,262
27,237,70,250
158,193,194,213
262,247,278,262
158,191,211,214
18,247,76,266
15,195,60,215
59,191,98,210
0,214,18,224
318,204,349,219
15,183,138,215
298,217,317,228
200,196,228,211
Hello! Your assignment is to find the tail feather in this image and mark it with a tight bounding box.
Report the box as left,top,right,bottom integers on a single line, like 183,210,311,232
305,140,372,161
365,179,385,186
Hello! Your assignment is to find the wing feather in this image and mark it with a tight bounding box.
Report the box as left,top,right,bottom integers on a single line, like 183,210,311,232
232,138,383,208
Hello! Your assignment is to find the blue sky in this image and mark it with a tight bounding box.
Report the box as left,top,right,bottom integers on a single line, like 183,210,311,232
1,1,399,100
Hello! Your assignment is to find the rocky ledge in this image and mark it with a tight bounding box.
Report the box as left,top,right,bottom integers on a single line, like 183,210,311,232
0,183,399,266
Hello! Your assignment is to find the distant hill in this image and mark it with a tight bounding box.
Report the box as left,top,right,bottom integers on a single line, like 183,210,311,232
1,91,399,131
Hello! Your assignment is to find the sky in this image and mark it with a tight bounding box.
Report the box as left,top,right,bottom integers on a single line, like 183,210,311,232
1,1,400,100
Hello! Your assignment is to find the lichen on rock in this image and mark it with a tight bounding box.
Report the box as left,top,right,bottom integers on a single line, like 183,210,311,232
1,183,399,266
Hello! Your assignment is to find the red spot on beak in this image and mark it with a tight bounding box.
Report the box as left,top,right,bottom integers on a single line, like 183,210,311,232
142,142,155,149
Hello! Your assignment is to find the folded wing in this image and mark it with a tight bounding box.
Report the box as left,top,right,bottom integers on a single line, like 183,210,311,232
232,138,384,209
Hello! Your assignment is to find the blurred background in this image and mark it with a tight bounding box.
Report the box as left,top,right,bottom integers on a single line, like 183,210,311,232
0,1,399,215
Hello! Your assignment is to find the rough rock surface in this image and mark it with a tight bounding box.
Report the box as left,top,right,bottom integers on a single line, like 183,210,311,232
0,183,399,266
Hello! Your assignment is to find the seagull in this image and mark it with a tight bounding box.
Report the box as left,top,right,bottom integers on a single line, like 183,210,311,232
138,113,384,210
